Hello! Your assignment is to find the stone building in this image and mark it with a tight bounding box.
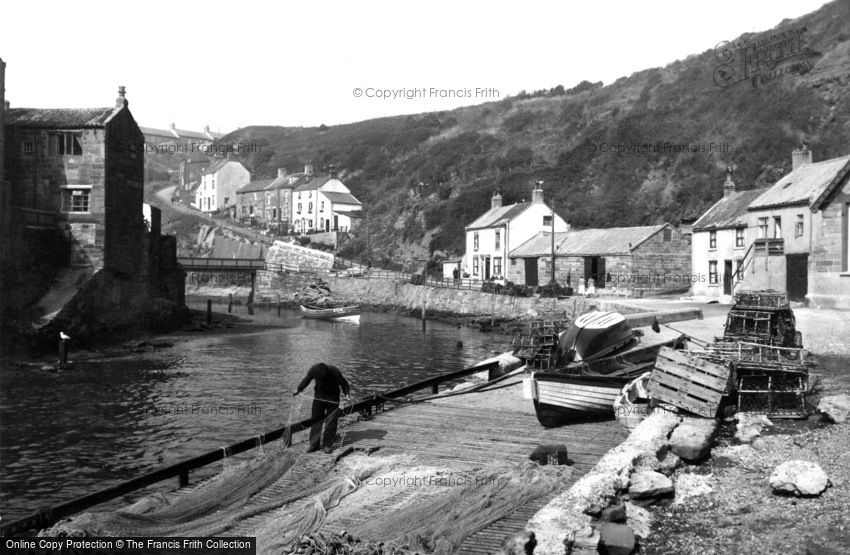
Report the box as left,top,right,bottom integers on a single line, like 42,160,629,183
235,177,276,223
139,123,224,150
738,144,850,308
508,224,691,296
290,164,362,234
691,169,767,302
193,157,250,213
4,86,145,274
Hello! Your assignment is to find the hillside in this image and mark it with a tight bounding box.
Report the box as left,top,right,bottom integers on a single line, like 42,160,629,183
214,0,850,271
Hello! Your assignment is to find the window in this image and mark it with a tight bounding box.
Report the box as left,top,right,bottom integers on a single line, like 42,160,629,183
757,217,768,238
473,257,479,275
495,230,501,250
297,203,302,214
494,257,502,276
735,228,745,248
308,202,313,213
709,231,717,249
795,214,804,238
320,201,324,212
511,258,516,266
22,140,34,157
473,232,479,252
543,215,553,226
735,259,743,280
663,228,672,242
708,261,718,284
60,186,91,212
773,216,782,239
47,132,83,156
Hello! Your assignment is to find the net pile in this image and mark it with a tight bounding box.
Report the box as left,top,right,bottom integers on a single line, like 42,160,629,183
41,445,302,538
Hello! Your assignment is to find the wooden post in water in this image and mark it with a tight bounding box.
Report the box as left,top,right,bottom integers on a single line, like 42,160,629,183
247,271,256,316
277,293,281,317
206,299,212,325
228,293,233,314
421,301,427,331
58,338,68,366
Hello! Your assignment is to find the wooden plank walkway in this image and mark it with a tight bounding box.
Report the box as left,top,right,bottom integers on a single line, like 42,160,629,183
217,380,628,553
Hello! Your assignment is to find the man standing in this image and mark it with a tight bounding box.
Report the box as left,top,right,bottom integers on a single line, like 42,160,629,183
294,362,351,453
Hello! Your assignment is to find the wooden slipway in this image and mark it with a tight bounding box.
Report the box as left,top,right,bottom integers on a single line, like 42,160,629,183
215,378,627,553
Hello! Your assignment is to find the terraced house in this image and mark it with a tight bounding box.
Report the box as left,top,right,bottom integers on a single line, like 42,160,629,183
290,164,362,234
464,185,568,282
193,157,250,213
736,144,850,308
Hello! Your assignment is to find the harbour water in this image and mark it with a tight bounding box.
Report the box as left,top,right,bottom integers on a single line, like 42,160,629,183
0,304,505,522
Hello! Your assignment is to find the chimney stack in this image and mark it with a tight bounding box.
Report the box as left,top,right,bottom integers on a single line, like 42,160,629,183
305,162,314,177
115,86,127,108
328,164,337,179
277,167,287,178
491,191,503,209
792,141,812,171
531,181,545,204
3,101,8,111
723,167,736,198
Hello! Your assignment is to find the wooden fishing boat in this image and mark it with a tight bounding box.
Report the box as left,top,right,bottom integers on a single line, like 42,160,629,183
299,304,361,320
525,310,687,427
530,373,632,427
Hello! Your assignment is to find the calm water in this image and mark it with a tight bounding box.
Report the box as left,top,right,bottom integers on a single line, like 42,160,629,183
0,304,506,522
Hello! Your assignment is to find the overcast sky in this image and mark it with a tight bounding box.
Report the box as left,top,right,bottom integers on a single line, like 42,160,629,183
0,0,831,133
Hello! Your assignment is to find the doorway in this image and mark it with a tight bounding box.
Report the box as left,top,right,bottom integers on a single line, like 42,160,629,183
525,258,539,286
786,253,808,302
584,256,606,289
723,260,733,295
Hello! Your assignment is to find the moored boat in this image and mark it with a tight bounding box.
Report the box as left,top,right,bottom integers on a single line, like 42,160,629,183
299,304,361,321
529,373,632,427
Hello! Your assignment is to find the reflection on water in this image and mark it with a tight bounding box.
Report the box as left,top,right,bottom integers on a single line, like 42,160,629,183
0,304,506,521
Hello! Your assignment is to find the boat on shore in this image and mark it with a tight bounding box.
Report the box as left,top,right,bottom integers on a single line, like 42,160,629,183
299,304,361,321
526,310,686,427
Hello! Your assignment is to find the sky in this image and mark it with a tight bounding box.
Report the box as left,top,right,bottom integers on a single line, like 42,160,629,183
0,0,832,133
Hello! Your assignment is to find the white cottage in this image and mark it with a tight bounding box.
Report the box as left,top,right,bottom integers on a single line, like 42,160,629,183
194,158,250,213
464,184,568,282
691,170,767,302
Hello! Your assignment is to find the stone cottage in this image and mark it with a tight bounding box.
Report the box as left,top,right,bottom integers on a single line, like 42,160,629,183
508,224,691,295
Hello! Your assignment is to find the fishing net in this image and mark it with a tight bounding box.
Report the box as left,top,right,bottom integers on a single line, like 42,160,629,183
41,445,301,537
352,461,568,553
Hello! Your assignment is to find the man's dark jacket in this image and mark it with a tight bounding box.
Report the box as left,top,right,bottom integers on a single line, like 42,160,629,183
296,363,350,402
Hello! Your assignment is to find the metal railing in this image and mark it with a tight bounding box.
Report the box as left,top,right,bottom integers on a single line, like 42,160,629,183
0,361,498,537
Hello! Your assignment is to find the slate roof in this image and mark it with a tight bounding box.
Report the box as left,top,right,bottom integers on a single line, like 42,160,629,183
202,158,245,175
466,202,533,230
265,172,304,191
322,191,361,205
510,225,669,257
692,189,768,231
174,128,209,141
237,179,275,194
6,107,116,128
293,176,332,192
750,155,850,210
139,126,177,138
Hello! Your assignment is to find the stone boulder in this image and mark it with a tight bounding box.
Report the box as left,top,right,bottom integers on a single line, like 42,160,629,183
669,418,717,462
769,460,830,497
673,472,713,505
628,470,674,499
567,524,600,555
624,502,652,539
598,523,636,555
600,503,627,523
817,394,850,424
735,414,773,444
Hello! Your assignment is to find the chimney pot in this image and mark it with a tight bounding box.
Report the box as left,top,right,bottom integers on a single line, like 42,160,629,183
491,191,503,209
531,181,545,204
305,162,314,177
328,164,337,178
115,85,127,108
277,167,287,178
723,167,736,197
792,141,812,171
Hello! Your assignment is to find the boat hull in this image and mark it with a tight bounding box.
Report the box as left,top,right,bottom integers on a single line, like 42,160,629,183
532,373,631,427
299,304,361,320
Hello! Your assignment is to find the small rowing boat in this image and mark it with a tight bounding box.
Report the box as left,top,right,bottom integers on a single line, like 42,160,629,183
299,304,361,321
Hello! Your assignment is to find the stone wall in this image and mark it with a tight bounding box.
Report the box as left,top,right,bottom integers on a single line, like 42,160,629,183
266,240,334,270
810,177,850,309
104,105,146,276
